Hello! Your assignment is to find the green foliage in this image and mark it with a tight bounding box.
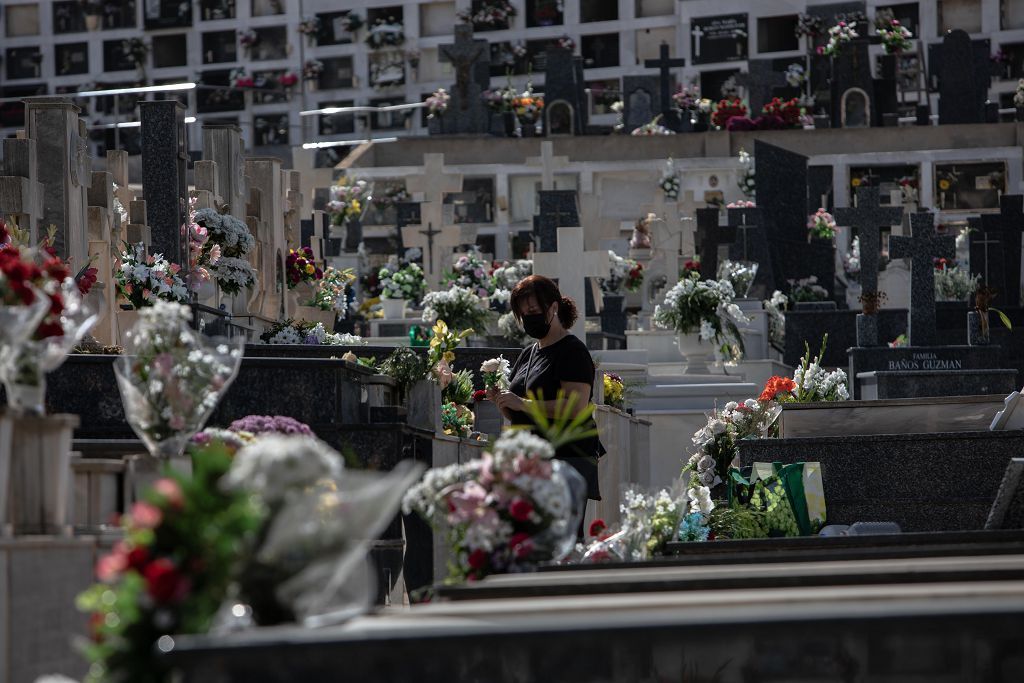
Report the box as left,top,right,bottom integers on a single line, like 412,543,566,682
708,502,768,540
443,369,475,405
517,389,598,451
377,347,429,401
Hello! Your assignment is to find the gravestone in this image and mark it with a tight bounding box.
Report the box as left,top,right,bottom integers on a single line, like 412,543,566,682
739,59,791,116
438,25,490,135
829,38,874,128
140,100,188,268
889,212,956,346
970,195,1024,308
726,206,774,297
643,43,686,132
543,47,588,136
23,98,90,265
638,190,697,311
534,190,580,253
834,187,904,296
401,153,463,288
0,137,44,236
622,76,659,131
690,13,749,66
695,208,734,281
930,30,991,125
533,226,611,338
202,123,247,219
525,141,570,192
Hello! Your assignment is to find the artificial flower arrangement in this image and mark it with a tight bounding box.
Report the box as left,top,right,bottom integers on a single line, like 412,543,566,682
876,15,912,54
340,11,363,33
194,207,257,296
737,148,756,198
426,319,471,388
681,259,702,279
379,261,426,301
309,266,356,315
1015,79,1024,108
711,98,748,129
441,400,475,438
671,84,700,112
239,29,258,50
600,251,641,295
497,311,529,346
298,15,320,37
630,213,653,250
556,34,576,51
625,260,644,293
230,67,255,89
425,88,450,118
302,59,324,81
403,408,589,582
371,183,410,210
843,236,861,282
365,16,405,49
181,197,219,294
457,0,516,28
327,178,368,226
482,83,518,112
787,275,830,302
653,272,749,354
443,248,494,298
889,333,908,348
785,63,805,88
603,372,624,410
79,432,423,682
285,247,323,289
422,285,492,334
761,97,803,128
512,86,544,123
819,21,858,57
659,157,680,199
480,355,511,390
631,115,675,136
115,242,189,309
807,208,838,241
794,12,824,38
260,319,365,346
717,260,758,298
934,258,979,301
490,258,532,291
114,301,243,459
763,289,788,348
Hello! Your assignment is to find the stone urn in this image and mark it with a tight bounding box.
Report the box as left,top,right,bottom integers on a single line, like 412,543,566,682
676,333,713,374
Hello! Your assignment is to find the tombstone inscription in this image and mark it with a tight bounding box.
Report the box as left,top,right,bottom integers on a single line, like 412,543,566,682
690,14,749,66
889,212,956,346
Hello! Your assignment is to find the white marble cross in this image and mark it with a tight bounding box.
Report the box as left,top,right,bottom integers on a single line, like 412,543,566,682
526,141,570,192
291,146,338,220
401,221,477,289
641,189,700,300
401,153,464,288
533,226,611,338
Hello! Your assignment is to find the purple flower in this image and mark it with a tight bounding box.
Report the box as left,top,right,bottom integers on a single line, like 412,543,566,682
228,414,314,436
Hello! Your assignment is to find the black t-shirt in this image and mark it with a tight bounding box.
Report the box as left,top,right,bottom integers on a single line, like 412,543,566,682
507,334,605,499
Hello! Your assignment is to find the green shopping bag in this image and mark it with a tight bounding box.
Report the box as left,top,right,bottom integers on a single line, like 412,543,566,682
728,462,826,536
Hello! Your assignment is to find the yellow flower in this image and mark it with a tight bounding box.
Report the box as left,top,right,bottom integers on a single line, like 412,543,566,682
305,264,315,274
351,199,361,213
851,177,862,187
938,179,951,191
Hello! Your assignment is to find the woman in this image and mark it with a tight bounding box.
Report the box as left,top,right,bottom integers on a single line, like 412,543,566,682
488,275,605,501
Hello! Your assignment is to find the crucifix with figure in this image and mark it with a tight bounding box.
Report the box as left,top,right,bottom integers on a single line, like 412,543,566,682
835,186,904,295
970,194,1024,308
533,226,611,338
439,25,486,110
526,141,571,192
401,153,464,288
644,42,686,131
889,212,956,346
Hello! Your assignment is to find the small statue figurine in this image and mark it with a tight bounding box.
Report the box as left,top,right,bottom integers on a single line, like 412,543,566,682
630,212,655,249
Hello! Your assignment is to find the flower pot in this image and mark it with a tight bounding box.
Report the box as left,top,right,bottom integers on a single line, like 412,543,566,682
380,297,407,320
503,112,516,137
676,333,713,374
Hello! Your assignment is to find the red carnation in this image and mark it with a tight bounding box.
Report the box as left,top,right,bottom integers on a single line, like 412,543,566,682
472,389,487,402
509,498,533,522
143,558,191,604
126,545,150,570
467,548,489,570
588,519,607,537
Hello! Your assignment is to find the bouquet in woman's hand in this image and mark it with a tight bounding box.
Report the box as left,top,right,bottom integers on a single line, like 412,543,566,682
480,355,510,390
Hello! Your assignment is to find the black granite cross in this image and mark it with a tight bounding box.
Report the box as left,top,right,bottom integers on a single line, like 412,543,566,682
889,212,956,346
439,25,486,110
534,190,580,253
644,42,686,131
726,206,762,262
976,195,1024,308
695,208,735,280
834,187,904,294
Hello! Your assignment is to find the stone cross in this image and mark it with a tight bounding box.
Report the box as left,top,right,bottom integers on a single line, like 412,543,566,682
203,123,248,219
695,208,735,280
834,187,904,294
0,137,44,237
403,153,463,287
533,226,611,338
401,221,476,287
643,42,686,131
973,195,1024,308
526,141,570,192
440,25,486,110
737,59,790,116
125,199,151,247
140,100,188,269
105,149,131,240
690,24,705,58
282,169,303,248
24,98,90,265
726,206,762,263
193,160,220,211
889,212,956,346
640,189,698,297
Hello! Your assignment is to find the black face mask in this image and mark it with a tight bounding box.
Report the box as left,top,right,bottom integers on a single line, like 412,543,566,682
521,312,551,339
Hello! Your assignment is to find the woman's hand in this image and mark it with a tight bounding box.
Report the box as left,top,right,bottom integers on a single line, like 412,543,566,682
485,386,501,404
494,391,528,413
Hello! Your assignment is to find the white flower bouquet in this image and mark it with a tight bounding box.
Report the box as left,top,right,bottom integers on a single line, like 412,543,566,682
443,248,494,298
659,158,680,199
653,273,749,349
208,256,256,296
378,262,425,301
114,242,189,309
480,355,511,390
490,259,532,291
421,285,492,333
717,259,759,298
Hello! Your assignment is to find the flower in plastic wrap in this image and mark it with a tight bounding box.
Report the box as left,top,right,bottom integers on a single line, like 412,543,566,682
114,301,244,458
480,355,511,390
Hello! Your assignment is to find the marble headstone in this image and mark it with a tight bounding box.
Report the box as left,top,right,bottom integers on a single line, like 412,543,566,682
543,47,588,136
622,76,660,131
